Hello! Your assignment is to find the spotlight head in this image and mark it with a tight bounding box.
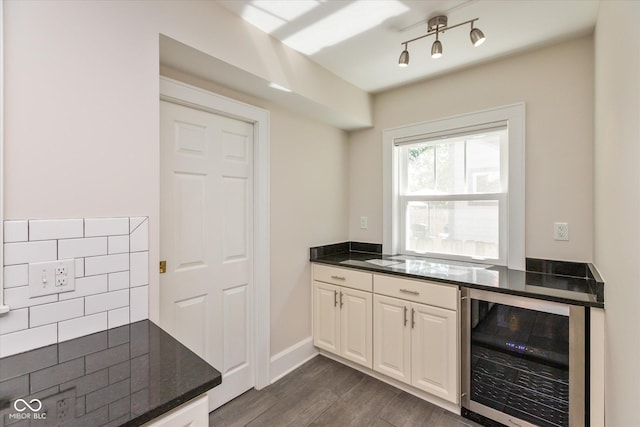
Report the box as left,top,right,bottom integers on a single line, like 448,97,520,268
470,27,486,47
398,47,409,67
431,40,443,59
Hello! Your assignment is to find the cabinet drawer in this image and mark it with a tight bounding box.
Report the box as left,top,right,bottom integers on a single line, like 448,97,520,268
374,274,457,311
313,264,372,292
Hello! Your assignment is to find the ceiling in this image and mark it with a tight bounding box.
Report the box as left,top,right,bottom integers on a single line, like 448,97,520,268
217,0,599,93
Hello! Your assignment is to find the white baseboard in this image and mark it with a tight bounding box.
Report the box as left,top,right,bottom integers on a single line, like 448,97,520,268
269,336,318,384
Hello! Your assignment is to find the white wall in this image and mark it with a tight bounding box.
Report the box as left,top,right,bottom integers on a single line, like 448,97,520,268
594,1,640,425
3,1,353,358
349,36,594,263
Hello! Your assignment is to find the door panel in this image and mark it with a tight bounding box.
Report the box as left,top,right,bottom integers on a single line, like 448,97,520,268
174,295,207,358
160,100,254,411
340,288,372,368
222,176,247,261
223,285,249,374
411,302,458,403
174,173,206,269
373,294,411,383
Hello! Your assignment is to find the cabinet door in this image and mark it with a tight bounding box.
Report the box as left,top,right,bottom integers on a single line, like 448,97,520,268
340,287,373,368
313,281,340,354
373,294,411,384
143,394,208,427
411,302,458,403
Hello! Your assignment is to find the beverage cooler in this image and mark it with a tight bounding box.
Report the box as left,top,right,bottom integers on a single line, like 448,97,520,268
461,288,587,427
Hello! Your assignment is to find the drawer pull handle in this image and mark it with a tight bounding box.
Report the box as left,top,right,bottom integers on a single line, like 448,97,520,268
400,289,419,296
331,275,346,281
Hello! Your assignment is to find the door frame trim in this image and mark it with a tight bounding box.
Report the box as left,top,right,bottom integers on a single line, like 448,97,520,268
159,76,270,389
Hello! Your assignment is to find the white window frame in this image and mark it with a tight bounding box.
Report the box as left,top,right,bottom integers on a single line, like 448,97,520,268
383,103,525,270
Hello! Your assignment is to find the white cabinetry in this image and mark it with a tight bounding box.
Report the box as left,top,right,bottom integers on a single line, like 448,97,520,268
143,394,208,427
312,263,459,407
373,274,459,404
313,264,373,368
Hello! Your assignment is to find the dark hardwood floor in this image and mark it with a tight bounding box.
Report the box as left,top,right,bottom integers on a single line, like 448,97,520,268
209,355,483,427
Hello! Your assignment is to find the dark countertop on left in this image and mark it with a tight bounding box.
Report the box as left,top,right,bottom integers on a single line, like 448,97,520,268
0,320,221,427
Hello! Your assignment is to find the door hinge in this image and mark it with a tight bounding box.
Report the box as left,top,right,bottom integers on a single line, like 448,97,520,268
159,260,167,274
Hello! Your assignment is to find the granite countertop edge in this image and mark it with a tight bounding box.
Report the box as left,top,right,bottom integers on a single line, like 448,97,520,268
310,243,604,309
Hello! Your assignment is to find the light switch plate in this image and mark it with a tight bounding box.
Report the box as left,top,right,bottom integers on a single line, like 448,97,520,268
360,216,368,229
29,259,75,297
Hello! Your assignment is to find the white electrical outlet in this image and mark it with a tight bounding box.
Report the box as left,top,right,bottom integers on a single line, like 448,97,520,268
554,222,569,241
360,216,368,230
29,259,75,297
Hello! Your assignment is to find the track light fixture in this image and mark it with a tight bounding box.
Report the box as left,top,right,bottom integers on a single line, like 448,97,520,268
398,15,486,67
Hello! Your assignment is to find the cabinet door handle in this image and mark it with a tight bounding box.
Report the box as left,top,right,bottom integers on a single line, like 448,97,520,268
334,290,338,307
403,306,408,326
411,308,416,329
331,275,346,281
339,291,344,308
400,289,419,296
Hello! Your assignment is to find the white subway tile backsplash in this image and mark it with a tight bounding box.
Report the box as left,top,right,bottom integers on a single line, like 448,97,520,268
85,253,129,276
130,286,148,323
58,312,107,342
108,271,129,291
85,289,129,315
108,307,130,329
0,324,57,358
0,308,29,334
4,264,29,288
58,237,107,259
130,219,148,252
59,275,108,301
130,252,148,287
30,299,85,327
85,218,129,237
5,286,58,309
4,220,28,243
4,240,57,265
75,258,85,278
130,217,146,231
2,216,149,357
29,219,84,241
108,235,129,254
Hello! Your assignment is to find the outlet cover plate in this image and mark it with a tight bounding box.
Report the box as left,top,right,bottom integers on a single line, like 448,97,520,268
29,259,75,297
554,222,569,241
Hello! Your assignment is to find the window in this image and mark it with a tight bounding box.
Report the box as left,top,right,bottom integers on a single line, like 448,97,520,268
383,104,525,269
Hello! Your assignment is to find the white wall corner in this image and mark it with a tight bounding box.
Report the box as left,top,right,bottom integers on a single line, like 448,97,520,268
269,337,318,384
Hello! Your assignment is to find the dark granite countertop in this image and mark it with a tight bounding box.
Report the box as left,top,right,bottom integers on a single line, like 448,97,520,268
0,320,221,426
311,242,604,308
